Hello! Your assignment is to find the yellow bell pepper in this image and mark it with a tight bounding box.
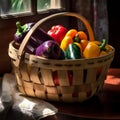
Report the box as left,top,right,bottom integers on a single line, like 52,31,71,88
60,29,77,50
83,42,100,58
100,51,107,56
105,44,113,52
60,36,73,50
83,39,107,58
100,44,113,56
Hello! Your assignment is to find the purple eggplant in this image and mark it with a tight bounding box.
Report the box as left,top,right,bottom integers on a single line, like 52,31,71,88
35,40,64,59
14,21,34,43
14,21,54,54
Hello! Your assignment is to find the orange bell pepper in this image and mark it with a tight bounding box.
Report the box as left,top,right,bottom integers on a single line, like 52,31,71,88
65,29,78,38
73,31,88,51
73,31,88,43
77,31,88,40
80,39,88,51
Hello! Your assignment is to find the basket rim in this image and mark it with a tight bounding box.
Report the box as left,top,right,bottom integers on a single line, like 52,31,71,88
9,40,115,62
8,40,115,70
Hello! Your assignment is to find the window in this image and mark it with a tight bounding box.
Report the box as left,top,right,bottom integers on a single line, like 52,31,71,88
0,0,69,74
0,0,66,16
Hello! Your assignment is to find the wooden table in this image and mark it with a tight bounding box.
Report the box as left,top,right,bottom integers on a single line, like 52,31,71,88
53,69,120,120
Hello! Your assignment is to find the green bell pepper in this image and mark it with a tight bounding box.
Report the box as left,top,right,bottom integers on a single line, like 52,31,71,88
66,43,81,59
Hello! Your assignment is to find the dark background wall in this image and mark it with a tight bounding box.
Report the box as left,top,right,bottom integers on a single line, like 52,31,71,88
107,0,120,68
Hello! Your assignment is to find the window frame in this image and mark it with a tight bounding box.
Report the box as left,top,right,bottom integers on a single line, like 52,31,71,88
0,0,69,29
0,0,69,19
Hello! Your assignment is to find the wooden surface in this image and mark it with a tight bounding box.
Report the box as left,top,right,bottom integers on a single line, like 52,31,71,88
51,69,120,120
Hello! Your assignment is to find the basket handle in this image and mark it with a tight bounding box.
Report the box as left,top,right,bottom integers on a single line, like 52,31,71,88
15,12,95,67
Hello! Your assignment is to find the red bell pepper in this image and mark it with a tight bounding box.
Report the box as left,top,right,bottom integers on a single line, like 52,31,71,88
47,25,68,44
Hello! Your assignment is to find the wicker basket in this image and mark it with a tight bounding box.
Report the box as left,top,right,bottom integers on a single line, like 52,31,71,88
8,12,115,102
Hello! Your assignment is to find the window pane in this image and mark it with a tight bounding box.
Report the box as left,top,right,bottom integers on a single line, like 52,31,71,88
37,0,50,10
50,0,61,9
0,0,31,15
37,0,62,11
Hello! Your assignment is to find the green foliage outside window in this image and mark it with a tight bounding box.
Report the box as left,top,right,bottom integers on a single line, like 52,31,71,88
11,0,30,12
1,0,50,14
37,0,50,10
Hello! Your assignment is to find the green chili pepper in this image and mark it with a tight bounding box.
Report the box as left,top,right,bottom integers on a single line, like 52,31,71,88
66,43,81,59
99,39,107,51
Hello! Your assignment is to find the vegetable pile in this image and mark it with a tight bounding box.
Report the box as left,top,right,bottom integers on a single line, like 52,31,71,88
14,21,113,60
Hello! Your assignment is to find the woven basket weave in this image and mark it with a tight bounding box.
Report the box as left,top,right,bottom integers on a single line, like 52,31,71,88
8,12,115,102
